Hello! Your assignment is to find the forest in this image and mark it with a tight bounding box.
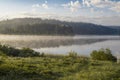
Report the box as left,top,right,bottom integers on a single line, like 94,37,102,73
0,18,119,35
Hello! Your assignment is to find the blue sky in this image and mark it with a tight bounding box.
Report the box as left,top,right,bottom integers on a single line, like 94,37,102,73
0,0,120,26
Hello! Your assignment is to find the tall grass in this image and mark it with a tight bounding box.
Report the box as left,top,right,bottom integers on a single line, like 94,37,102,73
0,54,119,80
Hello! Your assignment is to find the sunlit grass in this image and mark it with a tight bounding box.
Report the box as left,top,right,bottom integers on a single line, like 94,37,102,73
0,54,119,80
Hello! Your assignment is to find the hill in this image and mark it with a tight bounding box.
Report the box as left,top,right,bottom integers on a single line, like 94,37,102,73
0,18,118,35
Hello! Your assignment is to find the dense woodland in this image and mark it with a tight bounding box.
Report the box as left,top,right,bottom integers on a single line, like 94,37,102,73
0,18,119,35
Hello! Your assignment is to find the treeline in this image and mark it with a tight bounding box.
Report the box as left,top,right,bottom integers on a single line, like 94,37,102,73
0,18,118,35
0,23,74,35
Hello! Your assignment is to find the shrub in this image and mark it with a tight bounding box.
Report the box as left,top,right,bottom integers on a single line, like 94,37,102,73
0,45,20,56
0,51,7,57
68,51,78,58
0,44,40,57
19,48,40,57
90,49,117,62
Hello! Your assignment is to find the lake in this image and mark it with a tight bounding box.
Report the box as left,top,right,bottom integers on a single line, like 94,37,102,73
0,35,120,57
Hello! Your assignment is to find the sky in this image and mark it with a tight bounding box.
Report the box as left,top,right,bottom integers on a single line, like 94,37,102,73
0,0,120,26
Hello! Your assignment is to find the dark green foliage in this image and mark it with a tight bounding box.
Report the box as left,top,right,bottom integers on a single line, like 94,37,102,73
0,45,20,56
0,51,7,57
0,18,118,35
71,23,117,35
19,48,40,57
0,19,74,35
0,44,40,57
68,51,78,58
90,48,117,62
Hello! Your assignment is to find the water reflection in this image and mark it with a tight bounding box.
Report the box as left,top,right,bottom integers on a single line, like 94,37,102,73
0,35,119,48
0,35,120,56
36,40,120,57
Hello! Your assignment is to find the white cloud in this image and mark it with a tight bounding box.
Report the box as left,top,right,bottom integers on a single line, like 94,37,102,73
82,0,91,7
94,0,114,8
82,0,120,13
110,2,120,12
83,0,114,8
32,4,40,8
32,1,48,9
90,0,101,5
62,0,81,12
42,3,48,9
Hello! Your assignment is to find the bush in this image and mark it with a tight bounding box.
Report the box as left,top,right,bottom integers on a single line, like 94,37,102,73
0,44,40,57
68,51,78,58
90,49,117,62
19,48,40,57
0,51,7,57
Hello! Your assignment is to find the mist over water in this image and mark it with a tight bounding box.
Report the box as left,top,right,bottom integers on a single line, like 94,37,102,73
0,35,120,56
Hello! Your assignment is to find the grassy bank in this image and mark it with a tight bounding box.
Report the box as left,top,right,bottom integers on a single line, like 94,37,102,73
0,45,119,80
0,55,120,80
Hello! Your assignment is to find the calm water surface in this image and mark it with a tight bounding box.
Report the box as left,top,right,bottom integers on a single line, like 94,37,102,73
0,35,120,57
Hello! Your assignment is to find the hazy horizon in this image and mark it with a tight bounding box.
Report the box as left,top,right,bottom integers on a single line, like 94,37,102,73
0,0,120,26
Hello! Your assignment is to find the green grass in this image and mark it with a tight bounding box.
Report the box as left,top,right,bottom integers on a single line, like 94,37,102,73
0,55,119,80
